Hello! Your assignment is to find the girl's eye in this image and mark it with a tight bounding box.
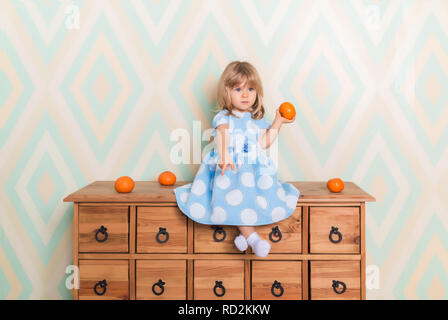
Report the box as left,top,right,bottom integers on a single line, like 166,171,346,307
249,88,254,91
235,88,241,92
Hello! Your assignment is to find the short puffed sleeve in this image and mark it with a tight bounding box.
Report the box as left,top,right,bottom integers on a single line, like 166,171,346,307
255,116,271,142
256,117,270,130
211,111,228,138
212,111,228,128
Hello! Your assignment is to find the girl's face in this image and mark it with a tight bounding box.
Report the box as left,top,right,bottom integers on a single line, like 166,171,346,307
229,81,257,112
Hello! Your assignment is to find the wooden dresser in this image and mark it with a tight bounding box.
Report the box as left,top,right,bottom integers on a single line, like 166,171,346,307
64,181,375,300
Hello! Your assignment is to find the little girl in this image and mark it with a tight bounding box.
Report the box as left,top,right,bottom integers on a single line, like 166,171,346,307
173,61,300,257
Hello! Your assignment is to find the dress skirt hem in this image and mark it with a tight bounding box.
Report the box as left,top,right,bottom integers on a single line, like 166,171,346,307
173,182,300,226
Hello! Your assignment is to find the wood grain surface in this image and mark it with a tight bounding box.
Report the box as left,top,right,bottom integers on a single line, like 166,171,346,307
64,181,376,203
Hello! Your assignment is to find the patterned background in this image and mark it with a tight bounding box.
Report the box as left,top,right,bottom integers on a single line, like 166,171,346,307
1,0,447,299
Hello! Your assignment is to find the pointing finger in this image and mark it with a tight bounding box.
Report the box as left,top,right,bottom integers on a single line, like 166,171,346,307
221,164,228,176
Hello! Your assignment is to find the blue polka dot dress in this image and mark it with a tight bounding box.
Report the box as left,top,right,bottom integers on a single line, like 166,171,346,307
173,109,300,226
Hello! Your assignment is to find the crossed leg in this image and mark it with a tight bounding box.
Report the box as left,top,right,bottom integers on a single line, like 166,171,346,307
235,226,271,257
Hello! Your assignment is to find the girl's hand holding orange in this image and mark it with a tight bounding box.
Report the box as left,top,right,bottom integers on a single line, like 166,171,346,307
279,102,296,120
275,106,296,124
218,153,235,176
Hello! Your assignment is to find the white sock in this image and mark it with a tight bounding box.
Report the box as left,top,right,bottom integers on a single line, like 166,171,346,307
246,232,271,257
234,234,248,251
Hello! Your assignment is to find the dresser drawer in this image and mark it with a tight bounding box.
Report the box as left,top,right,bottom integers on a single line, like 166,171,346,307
79,206,129,253
257,208,302,253
194,224,241,253
137,207,187,253
309,207,360,253
194,260,245,300
136,260,186,300
310,261,361,300
252,261,302,300
78,260,129,300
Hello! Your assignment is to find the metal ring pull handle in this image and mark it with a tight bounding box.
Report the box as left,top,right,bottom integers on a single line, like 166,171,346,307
212,226,226,242
156,227,169,244
269,226,283,243
332,280,347,294
95,226,108,242
271,280,284,297
329,226,343,244
152,279,165,296
93,279,107,295
213,280,226,297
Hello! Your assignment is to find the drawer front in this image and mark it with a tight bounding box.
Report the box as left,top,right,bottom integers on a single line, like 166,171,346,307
257,208,302,253
137,207,187,253
78,260,129,300
79,206,129,253
310,261,361,300
194,260,244,300
136,260,186,300
252,261,302,300
194,224,241,253
309,207,360,253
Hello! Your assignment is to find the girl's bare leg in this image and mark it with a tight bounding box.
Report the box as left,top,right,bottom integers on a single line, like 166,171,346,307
237,226,256,238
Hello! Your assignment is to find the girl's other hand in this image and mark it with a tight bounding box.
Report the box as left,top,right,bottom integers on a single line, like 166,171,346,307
218,153,235,175
275,107,296,125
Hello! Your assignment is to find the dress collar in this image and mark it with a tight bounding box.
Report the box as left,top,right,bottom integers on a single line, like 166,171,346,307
232,110,251,117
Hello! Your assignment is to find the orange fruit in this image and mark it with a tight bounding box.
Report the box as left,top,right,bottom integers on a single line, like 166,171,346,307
279,102,296,120
327,178,344,193
114,176,135,193
158,171,176,186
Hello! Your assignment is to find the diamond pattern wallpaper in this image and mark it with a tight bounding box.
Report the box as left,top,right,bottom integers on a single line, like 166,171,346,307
0,0,447,299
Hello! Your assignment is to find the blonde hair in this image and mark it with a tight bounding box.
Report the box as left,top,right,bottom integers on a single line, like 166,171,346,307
215,61,265,120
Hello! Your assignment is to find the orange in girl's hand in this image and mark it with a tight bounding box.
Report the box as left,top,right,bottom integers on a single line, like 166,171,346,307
159,171,176,186
115,176,135,193
279,102,296,120
327,178,344,193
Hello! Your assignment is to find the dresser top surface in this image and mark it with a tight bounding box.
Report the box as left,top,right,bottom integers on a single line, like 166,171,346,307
63,181,375,203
